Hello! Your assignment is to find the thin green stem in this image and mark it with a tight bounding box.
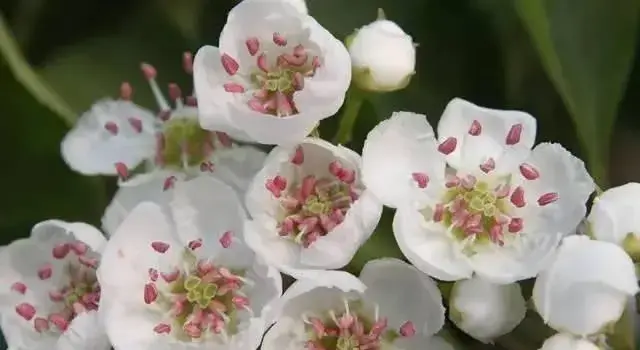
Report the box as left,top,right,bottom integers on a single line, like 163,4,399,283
333,87,365,145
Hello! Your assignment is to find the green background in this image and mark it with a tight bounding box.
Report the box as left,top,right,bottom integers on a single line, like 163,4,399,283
1,0,639,348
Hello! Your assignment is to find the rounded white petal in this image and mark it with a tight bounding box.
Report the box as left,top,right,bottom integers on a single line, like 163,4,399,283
393,207,473,281
437,98,537,175
359,258,445,336
533,236,638,335
211,145,267,199
61,99,157,175
449,276,526,342
349,19,415,92
31,220,107,254
588,182,640,244
56,311,110,350
539,333,600,350
362,111,446,208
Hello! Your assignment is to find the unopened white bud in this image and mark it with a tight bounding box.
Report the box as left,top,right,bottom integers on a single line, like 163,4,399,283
347,9,416,92
539,333,601,350
449,276,526,343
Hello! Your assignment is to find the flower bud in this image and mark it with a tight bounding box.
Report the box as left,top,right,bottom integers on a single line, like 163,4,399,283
539,333,601,350
347,9,416,92
448,276,526,343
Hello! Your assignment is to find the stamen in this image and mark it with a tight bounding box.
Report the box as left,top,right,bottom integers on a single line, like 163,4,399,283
141,63,170,111
15,303,36,320
411,172,429,188
245,38,260,56
468,120,482,136
273,32,287,46
182,52,193,75
506,124,523,145
519,163,540,180
537,192,559,206
120,82,133,100
438,137,457,155
11,282,27,294
219,231,233,248
104,121,119,135
128,117,143,133
151,241,170,253
221,54,240,76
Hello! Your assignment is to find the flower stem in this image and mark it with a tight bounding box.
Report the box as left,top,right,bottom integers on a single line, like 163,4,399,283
333,86,365,145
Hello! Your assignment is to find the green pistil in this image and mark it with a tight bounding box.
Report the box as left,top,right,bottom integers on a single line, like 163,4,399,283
255,69,296,94
161,118,211,169
184,276,219,309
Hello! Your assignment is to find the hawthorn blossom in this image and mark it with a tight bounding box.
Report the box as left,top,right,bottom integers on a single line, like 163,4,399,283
97,176,282,349
587,182,640,260
243,137,382,277
193,0,351,145
449,276,526,343
0,220,109,350
361,98,595,283
348,10,416,92
60,53,266,191
261,258,452,350
539,334,600,350
532,235,638,336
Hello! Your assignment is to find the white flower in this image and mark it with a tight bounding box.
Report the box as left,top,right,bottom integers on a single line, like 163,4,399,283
0,220,109,350
60,53,266,189
532,235,638,336
361,99,595,283
539,333,601,350
193,0,351,145
243,137,382,277
97,176,282,349
587,182,640,259
247,0,308,14
348,10,415,92
449,276,526,343
262,258,452,350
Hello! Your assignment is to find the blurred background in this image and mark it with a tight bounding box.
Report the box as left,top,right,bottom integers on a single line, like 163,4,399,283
1,0,639,348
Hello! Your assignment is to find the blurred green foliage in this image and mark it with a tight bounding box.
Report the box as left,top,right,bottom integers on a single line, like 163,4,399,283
1,0,640,348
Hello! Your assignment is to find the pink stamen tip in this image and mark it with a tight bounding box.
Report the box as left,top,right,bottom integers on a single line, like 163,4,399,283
510,186,526,208
293,72,305,90
433,203,445,222
223,82,245,93
245,37,260,56
329,161,343,177
232,295,250,308
11,282,27,294
151,241,170,253
221,53,240,76
144,283,158,304
537,192,559,206
161,270,180,283
276,92,294,116
200,161,215,173
128,117,143,133
438,137,457,155
183,52,193,74
338,169,356,184
480,157,496,173
508,217,523,233
34,317,49,332
412,172,429,188
163,176,177,191
154,323,172,334
519,163,540,180
489,224,504,245
216,131,232,147
78,255,98,269
300,175,317,200
445,175,460,188
273,32,287,46
291,146,304,165
186,96,198,106
52,243,70,259
158,109,171,121
114,162,129,180
219,231,233,248
168,83,182,101
461,175,477,189
338,314,355,329
495,184,511,198
148,268,159,282
248,98,268,113
38,264,52,280
188,238,203,250
257,53,269,73
310,317,325,337
104,121,119,135
506,123,523,145
140,63,157,80
49,313,69,331
71,241,88,255
120,82,133,100
273,175,287,191
469,120,482,136
399,321,416,337
15,303,36,320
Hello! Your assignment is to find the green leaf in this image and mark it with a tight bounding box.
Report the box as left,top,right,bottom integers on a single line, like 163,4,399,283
514,0,639,186
0,13,75,125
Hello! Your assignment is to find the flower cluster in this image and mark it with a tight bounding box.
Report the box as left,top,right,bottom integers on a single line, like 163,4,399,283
2,0,639,349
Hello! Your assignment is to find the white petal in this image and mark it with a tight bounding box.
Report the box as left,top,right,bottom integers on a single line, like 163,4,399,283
0,311,57,350
449,276,526,342
393,207,473,281
436,98,536,175
61,99,157,175
588,182,640,244
98,297,163,350
533,236,638,335
56,311,110,350
244,218,302,273
31,220,107,254
362,111,446,208
539,333,600,350
359,258,445,336
394,335,455,350
211,145,267,199
514,143,594,235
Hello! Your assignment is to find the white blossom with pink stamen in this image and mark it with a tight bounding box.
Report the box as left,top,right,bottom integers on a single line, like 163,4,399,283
193,0,351,145
361,98,595,284
60,54,267,198
97,176,282,350
0,220,110,350
243,137,382,277
262,258,452,350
